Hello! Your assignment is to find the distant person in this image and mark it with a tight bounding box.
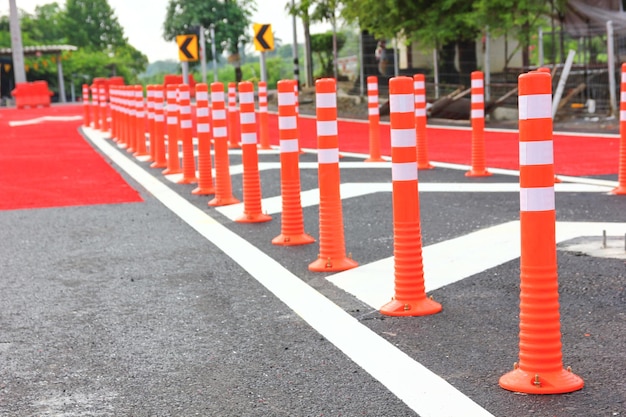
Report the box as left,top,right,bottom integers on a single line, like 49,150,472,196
375,40,388,76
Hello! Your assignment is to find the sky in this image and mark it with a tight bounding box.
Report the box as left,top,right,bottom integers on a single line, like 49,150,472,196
2,0,328,62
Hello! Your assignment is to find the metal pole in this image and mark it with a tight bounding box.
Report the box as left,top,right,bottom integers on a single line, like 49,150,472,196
607,21,618,118
70,75,76,103
358,29,364,97
200,25,207,84
538,27,544,67
433,47,440,99
291,0,299,86
393,38,399,77
260,51,267,82
181,61,189,85
210,24,218,82
552,49,576,118
56,54,67,103
484,28,491,103
8,0,26,84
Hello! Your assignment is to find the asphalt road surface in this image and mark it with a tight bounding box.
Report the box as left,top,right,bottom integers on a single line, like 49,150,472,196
1,121,625,416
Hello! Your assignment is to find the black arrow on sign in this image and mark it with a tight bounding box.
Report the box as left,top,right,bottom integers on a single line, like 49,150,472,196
180,36,194,60
255,24,271,50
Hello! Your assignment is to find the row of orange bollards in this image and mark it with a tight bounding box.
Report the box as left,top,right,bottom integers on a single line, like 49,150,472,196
82,65,626,396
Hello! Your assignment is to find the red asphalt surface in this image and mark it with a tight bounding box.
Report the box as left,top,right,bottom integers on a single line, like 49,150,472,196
0,103,621,211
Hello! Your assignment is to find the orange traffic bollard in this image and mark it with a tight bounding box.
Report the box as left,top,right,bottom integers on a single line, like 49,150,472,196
133,85,149,157
146,85,156,162
163,85,182,175
192,83,215,195
151,85,168,168
272,79,315,246
309,78,358,272
365,75,385,162
294,82,304,154
117,87,127,147
380,76,442,317
499,70,584,394
109,86,118,141
177,84,197,184
227,82,240,148
235,81,272,223
127,86,138,153
82,84,91,128
612,62,626,195
414,74,433,169
208,82,240,207
466,71,491,177
536,67,561,183
257,81,272,150
92,84,100,130
99,84,108,134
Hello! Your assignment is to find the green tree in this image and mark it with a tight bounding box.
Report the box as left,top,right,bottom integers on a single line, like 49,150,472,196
163,0,255,82
29,3,66,44
311,31,345,78
472,0,554,68
63,0,126,52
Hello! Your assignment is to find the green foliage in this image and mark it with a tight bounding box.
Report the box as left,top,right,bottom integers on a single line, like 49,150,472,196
63,0,126,52
1,0,148,97
310,31,346,77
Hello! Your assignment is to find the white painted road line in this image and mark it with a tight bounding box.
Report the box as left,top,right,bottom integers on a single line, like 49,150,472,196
8,115,83,127
83,127,495,417
328,220,626,310
215,182,613,221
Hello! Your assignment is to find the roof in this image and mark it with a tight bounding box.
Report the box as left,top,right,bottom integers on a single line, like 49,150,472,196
0,45,78,57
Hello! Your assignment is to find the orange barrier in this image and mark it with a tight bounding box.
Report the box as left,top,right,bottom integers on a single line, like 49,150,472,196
365,75,384,162
257,81,272,150
414,74,433,169
208,82,240,206
177,84,197,184
163,74,196,97
272,79,315,246
163,85,182,175
91,78,106,129
227,82,240,148
466,71,491,177
119,86,131,149
309,78,358,271
499,70,584,394
109,86,119,142
380,76,442,317
192,83,215,195
536,67,561,183
99,84,108,133
82,84,91,127
146,85,156,162
113,86,123,145
126,85,138,153
133,85,149,157
235,81,272,223
151,85,168,169
294,82,304,154
11,81,54,109
612,62,626,195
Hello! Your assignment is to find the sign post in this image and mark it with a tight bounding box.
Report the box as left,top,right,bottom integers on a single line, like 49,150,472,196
176,34,199,85
253,23,274,83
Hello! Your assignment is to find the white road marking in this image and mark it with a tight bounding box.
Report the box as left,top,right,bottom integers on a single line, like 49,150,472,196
215,181,613,221
8,115,83,127
328,221,626,310
82,127,495,417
